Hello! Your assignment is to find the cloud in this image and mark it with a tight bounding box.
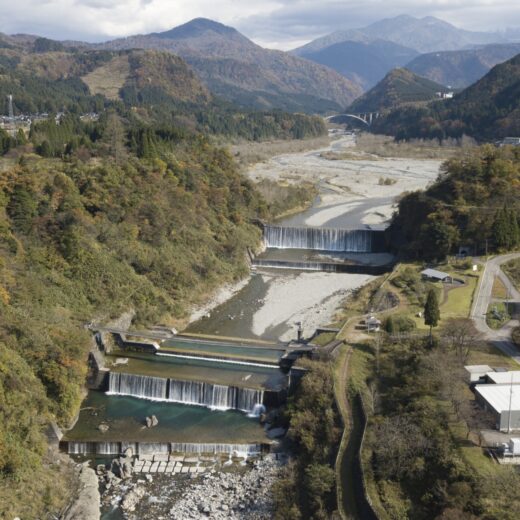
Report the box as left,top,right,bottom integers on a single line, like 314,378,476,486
0,0,518,48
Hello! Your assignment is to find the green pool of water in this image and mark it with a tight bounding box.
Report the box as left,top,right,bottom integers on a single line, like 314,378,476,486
107,351,287,391
65,392,269,444
160,337,284,363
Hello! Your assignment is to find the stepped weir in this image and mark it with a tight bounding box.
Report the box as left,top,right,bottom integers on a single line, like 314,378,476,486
263,225,385,252
67,441,263,457
107,372,265,415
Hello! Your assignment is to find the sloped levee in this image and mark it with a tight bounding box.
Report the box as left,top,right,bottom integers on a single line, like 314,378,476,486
264,225,385,253
106,372,265,415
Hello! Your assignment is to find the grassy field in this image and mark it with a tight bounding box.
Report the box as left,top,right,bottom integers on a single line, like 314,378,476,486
355,133,476,160
502,258,520,290
492,276,509,299
82,55,130,100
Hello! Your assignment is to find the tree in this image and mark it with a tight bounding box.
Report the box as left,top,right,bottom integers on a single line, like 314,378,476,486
304,463,336,516
441,318,480,363
16,128,27,146
424,288,440,345
103,112,126,163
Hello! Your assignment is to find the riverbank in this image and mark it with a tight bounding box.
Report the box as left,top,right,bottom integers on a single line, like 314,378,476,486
99,454,283,519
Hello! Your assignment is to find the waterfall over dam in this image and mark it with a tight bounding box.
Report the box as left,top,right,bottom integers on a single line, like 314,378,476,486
263,225,385,252
108,372,169,401
107,372,264,415
168,379,264,414
67,441,262,457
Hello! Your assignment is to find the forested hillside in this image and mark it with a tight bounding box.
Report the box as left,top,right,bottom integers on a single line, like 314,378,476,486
0,105,322,516
347,68,448,113
388,145,520,260
0,47,326,141
95,18,363,113
372,53,520,141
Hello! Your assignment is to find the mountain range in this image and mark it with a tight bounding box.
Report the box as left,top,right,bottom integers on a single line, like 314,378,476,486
92,18,362,113
1,15,519,116
295,15,519,92
372,53,520,141
406,43,520,88
294,15,508,55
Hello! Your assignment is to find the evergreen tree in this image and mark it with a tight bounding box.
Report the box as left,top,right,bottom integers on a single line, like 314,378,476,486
424,288,440,346
16,128,27,146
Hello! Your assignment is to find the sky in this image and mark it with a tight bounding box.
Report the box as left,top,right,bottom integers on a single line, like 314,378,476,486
0,0,519,50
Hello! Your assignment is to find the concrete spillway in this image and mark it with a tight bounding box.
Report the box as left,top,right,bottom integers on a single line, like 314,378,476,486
67,441,262,457
107,372,265,415
263,225,385,252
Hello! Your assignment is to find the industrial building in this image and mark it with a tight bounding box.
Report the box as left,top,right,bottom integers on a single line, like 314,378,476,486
474,384,520,432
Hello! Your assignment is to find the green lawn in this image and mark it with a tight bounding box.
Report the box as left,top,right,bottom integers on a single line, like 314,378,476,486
441,275,479,319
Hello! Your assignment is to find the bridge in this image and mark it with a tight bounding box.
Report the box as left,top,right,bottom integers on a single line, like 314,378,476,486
325,112,380,127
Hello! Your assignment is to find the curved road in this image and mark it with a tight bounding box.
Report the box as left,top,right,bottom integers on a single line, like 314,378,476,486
471,253,520,364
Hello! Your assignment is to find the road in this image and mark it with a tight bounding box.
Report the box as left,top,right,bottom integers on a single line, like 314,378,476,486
471,253,520,364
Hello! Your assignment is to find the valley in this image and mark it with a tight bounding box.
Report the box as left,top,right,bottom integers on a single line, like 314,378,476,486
0,6,519,520
64,133,442,520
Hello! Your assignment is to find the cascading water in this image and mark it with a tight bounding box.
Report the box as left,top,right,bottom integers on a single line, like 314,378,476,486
107,372,168,401
67,442,120,455
68,442,96,455
252,259,340,272
170,443,261,457
106,373,265,414
168,378,264,414
264,225,380,252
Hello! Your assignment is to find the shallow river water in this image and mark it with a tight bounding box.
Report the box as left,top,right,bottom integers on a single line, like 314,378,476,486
187,135,441,342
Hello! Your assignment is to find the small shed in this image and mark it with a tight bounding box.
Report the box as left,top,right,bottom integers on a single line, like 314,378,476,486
420,268,453,283
366,316,382,333
464,365,492,383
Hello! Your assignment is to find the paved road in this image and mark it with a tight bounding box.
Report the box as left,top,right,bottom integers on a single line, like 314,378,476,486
471,253,520,364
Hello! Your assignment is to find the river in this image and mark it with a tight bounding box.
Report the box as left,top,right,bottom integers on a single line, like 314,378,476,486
186,135,441,342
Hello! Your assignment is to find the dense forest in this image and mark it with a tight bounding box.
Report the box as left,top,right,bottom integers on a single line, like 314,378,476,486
388,145,520,260
357,332,520,519
0,47,326,141
0,107,323,516
273,360,341,520
371,53,520,141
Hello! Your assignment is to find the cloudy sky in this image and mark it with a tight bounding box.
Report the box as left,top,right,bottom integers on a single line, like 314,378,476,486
1,0,519,49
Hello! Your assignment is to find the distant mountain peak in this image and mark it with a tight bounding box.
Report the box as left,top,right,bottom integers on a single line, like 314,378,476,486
153,18,240,40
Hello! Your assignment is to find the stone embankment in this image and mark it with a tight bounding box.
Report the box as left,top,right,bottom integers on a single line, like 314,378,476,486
99,452,285,519
62,463,100,520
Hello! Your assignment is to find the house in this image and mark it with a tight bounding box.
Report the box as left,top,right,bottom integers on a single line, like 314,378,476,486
420,268,453,283
366,316,382,332
498,137,520,147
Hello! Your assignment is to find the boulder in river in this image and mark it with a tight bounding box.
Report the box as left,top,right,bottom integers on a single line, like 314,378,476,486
145,415,159,428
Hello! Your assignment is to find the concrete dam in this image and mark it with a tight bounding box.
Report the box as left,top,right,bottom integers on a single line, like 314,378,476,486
108,371,265,415
263,225,386,253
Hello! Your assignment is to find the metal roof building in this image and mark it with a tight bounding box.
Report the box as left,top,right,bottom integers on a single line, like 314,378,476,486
486,371,520,385
420,268,453,282
475,384,520,432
